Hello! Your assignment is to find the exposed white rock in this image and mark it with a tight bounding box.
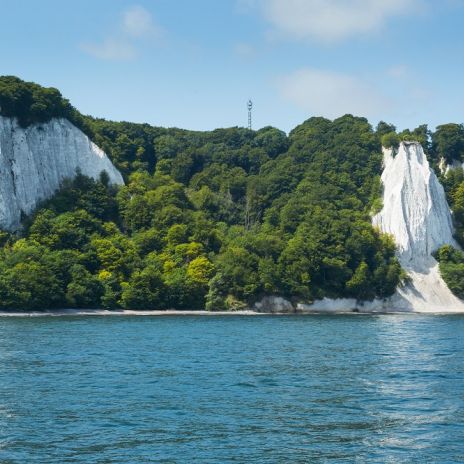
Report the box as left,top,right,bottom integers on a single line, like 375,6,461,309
0,116,124,231
438,157,447,175
254,296,294,313
439,156,464,176
297,298,357,313
373,143,458,267
372,142,464,312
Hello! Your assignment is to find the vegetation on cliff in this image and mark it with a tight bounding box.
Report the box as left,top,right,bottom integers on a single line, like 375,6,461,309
0,77,414,310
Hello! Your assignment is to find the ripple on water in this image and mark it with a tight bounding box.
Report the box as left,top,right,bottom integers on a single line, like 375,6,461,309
0,314,463,463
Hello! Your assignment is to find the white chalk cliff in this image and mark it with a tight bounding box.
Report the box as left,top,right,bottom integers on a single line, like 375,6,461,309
0,116,124,231
439,156,464,176
300,141,464,313
371,142,464,312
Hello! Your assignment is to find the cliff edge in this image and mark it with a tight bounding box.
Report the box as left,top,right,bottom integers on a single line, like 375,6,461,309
0,116,123,231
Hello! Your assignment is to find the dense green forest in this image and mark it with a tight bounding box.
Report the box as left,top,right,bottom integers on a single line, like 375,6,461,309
1,76,464,310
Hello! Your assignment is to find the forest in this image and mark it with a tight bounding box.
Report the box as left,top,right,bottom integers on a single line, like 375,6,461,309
1,76,464,310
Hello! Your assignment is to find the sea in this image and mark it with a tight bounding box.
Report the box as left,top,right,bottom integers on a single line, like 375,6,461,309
0,314,463,463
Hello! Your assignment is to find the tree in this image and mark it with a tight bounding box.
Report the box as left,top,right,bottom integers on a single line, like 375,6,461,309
205,273,227,311
65,265,104,308
120,267,166,310
0,261,63,310
435,245,464,299
432,124,464,163
376,121,396,137
186,256,215,286
381,132,400,150
346,261,371,299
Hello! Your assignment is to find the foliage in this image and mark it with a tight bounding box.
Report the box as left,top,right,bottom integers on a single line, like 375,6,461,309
398,125,431,150
432,124,464,163
376,121,396,137
432,128,464,293
0,76,90,132
435,245,464,299
0,78,408,310
381,132,400,150
439,166,464,246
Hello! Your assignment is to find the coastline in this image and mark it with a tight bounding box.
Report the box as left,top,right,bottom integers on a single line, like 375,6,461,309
0,309,268,317
0,308,463,317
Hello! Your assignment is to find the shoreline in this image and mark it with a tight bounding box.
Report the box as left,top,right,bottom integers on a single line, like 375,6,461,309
0,308,463,317
0,309,270,317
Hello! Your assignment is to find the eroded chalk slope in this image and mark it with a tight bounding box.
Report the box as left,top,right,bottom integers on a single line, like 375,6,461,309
372,142,464,312
0,117,123,231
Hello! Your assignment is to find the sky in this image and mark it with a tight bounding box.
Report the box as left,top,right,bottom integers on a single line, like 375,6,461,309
1,0,464,133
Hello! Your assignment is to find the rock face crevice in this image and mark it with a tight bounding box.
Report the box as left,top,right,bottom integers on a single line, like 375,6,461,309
0,116,124,231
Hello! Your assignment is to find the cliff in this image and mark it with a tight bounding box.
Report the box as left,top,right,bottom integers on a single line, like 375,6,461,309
296,141,464,313
0,116,123,231
372,142,464,312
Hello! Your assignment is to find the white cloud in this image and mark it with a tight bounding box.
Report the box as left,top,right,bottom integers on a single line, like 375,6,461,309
81,38,136,61
252,0,419,42
122,5,160,38
81,5,161,61
278,68,388,119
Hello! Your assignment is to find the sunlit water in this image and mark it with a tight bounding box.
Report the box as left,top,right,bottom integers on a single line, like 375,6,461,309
0,314,463,463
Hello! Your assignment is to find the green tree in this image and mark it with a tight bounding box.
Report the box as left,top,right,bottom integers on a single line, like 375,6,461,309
381,132,400,150
432,123,464,162
120,266,166,310
65,265,104,308
346,261,371,299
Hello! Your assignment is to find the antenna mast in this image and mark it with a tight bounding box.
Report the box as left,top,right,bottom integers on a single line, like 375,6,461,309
247,99,253,130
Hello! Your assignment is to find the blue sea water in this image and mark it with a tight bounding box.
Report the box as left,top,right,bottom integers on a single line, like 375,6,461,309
0,314,463,463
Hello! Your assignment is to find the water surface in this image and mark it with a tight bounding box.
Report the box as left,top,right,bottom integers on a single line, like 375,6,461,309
0,314,463,463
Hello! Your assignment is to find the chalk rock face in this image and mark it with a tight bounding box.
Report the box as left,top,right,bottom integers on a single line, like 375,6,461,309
0,116,124,231
254,296,294,313
297,298,357,313
373,142,457,268
372,142,464,312
439,156,464,176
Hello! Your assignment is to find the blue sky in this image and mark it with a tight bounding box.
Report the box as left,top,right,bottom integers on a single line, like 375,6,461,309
1,0,464,132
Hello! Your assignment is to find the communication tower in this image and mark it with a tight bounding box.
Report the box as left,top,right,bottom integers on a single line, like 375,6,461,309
247,100,253,130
